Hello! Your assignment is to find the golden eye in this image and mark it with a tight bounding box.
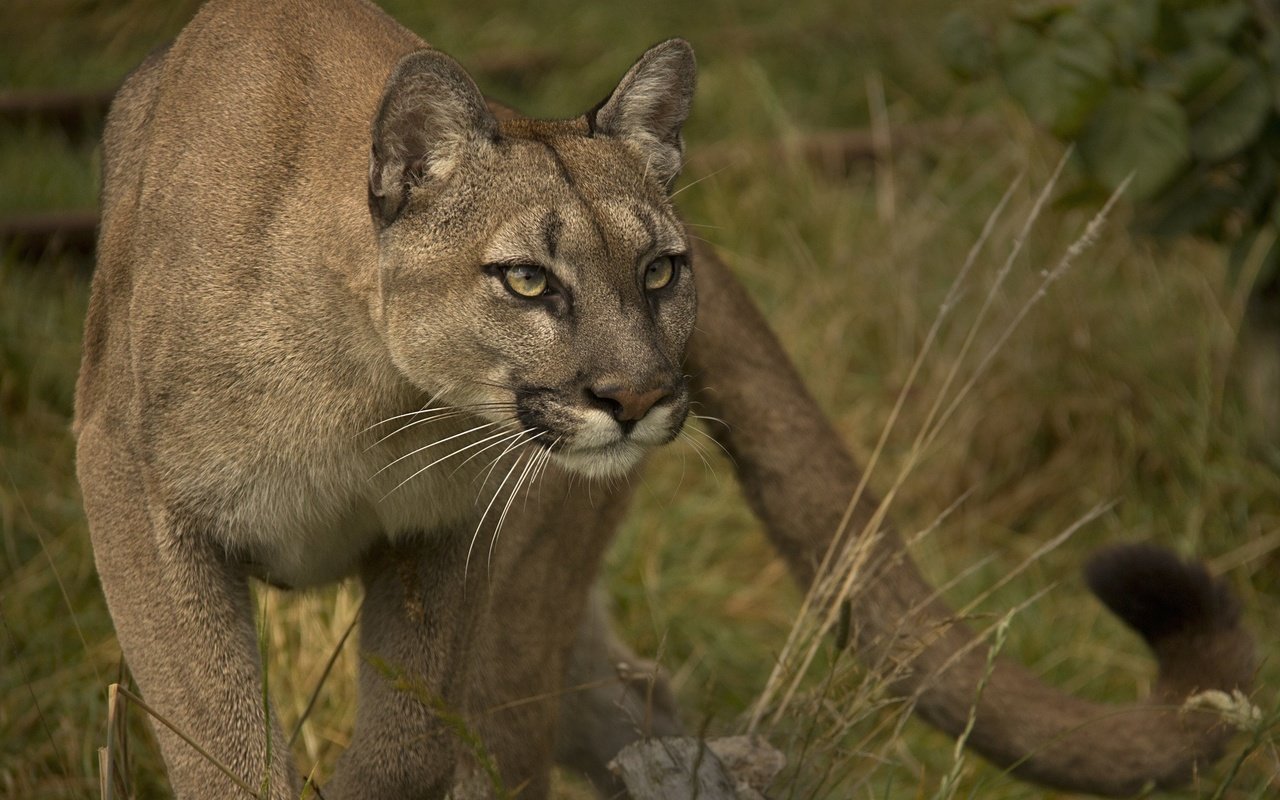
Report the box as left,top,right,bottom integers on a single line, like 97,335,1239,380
644,255,677,291
504,265,548,298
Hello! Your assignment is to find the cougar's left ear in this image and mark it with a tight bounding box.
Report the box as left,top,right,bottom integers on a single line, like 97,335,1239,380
588,39,696,189
369,49,498,228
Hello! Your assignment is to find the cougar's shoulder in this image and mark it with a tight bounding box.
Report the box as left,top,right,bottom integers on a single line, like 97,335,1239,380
80,0,420,444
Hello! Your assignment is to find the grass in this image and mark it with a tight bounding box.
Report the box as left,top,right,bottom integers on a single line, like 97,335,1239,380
2,0,1278,797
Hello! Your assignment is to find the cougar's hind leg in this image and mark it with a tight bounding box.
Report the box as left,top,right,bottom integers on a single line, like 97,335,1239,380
554,590,683,795
77,428,299,800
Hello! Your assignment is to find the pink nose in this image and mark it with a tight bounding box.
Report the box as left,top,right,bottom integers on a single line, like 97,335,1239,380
588,383,671,422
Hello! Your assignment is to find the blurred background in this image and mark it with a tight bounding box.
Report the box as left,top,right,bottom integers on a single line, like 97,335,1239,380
2,0,1277,797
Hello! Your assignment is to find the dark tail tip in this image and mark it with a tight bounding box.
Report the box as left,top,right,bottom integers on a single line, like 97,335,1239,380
1084,543,1241,647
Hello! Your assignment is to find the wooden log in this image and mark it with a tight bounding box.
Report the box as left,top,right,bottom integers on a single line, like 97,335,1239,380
609,735,785,800
0,210,98,260
688,116,1001,177
609,737,742,800
0,88,115,139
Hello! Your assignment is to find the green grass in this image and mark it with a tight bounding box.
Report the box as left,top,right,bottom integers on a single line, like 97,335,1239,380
2,0,1278,798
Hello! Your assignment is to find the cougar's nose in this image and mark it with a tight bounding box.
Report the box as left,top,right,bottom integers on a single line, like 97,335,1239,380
587,382,672,422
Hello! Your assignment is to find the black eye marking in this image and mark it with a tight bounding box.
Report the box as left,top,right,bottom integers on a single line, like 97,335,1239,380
542,211,562,261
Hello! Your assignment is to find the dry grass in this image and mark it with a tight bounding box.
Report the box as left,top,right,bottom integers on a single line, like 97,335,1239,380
3,0,1279,798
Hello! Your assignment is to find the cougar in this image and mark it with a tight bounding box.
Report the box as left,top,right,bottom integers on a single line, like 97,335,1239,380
75,0,1256,797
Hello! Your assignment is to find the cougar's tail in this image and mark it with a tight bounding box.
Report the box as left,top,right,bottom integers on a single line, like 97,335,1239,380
858,537,1253,796
687,241,1256,796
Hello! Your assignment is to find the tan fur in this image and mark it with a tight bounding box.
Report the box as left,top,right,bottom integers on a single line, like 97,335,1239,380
76,0,1253,798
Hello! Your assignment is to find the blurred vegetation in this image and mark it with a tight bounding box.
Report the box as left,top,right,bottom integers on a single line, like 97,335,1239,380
942,0,1280,292
2,0,1278,798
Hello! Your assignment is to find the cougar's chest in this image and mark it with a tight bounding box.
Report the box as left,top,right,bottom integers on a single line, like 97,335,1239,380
218,412,502,589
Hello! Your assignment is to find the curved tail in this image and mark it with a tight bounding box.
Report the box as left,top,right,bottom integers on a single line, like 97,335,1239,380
686,240,1256,796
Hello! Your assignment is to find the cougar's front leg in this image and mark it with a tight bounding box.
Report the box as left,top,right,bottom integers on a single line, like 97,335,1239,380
328,533,480,800
77,429,299,799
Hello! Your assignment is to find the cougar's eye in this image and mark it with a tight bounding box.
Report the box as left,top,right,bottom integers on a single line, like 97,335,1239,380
644,255,680,291
503,265,549,298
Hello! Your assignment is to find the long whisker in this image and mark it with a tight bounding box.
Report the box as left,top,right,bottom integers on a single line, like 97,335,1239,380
689,412,731,431
455,428,534,479
368,409,482,449
678,430,719,484
358,403,434,435
686,421,735,465
465,444,535,584
670,165,730,199
476,426,547,490
523,437,560,510
487,442,545,575
357,383,458,436
379,425,520,499
532,438,559,487
358,400,516,439
373,421,504,479
371,403,519,445
522,440,552,509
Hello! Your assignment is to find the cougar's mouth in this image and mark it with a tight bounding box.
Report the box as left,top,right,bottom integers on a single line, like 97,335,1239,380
512,384,689,478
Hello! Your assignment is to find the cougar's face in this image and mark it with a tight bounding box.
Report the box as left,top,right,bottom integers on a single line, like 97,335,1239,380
378,130,695,478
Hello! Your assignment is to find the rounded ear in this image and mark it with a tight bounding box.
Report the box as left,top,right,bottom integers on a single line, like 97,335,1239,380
588,39,696,189
369,49,498,228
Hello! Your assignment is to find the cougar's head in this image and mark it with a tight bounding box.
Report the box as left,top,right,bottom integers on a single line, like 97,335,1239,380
368,41,697,478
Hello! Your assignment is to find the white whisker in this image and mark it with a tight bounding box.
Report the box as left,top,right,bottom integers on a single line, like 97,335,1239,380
460,428,535,482
686,422,735,465
373,421,503,479
358,399,516,441
379,425,521,499
367,409,471,449
690,412,730,431
679,430,719,484
487,443,544,575
520,443,555,512
465,445,533,585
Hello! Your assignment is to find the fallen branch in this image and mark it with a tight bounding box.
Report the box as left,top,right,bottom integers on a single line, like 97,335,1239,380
688,116,1001,177
0,211,98,260
0,88,115,139
609,736,785,800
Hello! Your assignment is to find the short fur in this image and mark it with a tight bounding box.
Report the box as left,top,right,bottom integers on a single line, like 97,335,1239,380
76,0,1255,797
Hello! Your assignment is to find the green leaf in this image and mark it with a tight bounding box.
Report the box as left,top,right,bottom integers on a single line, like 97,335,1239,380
1138,165,1235,238
939,11,993,80
1146,42,1233,101
998,16,1113,137
1183,2,1251,43
1264,31,1280,111
1081,0,1158,56
1078,88,1190,200
1011,1,1075,25
1189,59,1271,161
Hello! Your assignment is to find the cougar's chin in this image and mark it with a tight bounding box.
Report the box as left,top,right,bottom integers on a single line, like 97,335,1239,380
551,440,650,479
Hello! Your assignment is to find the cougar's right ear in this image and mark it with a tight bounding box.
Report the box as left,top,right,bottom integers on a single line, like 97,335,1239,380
369,49,498,228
